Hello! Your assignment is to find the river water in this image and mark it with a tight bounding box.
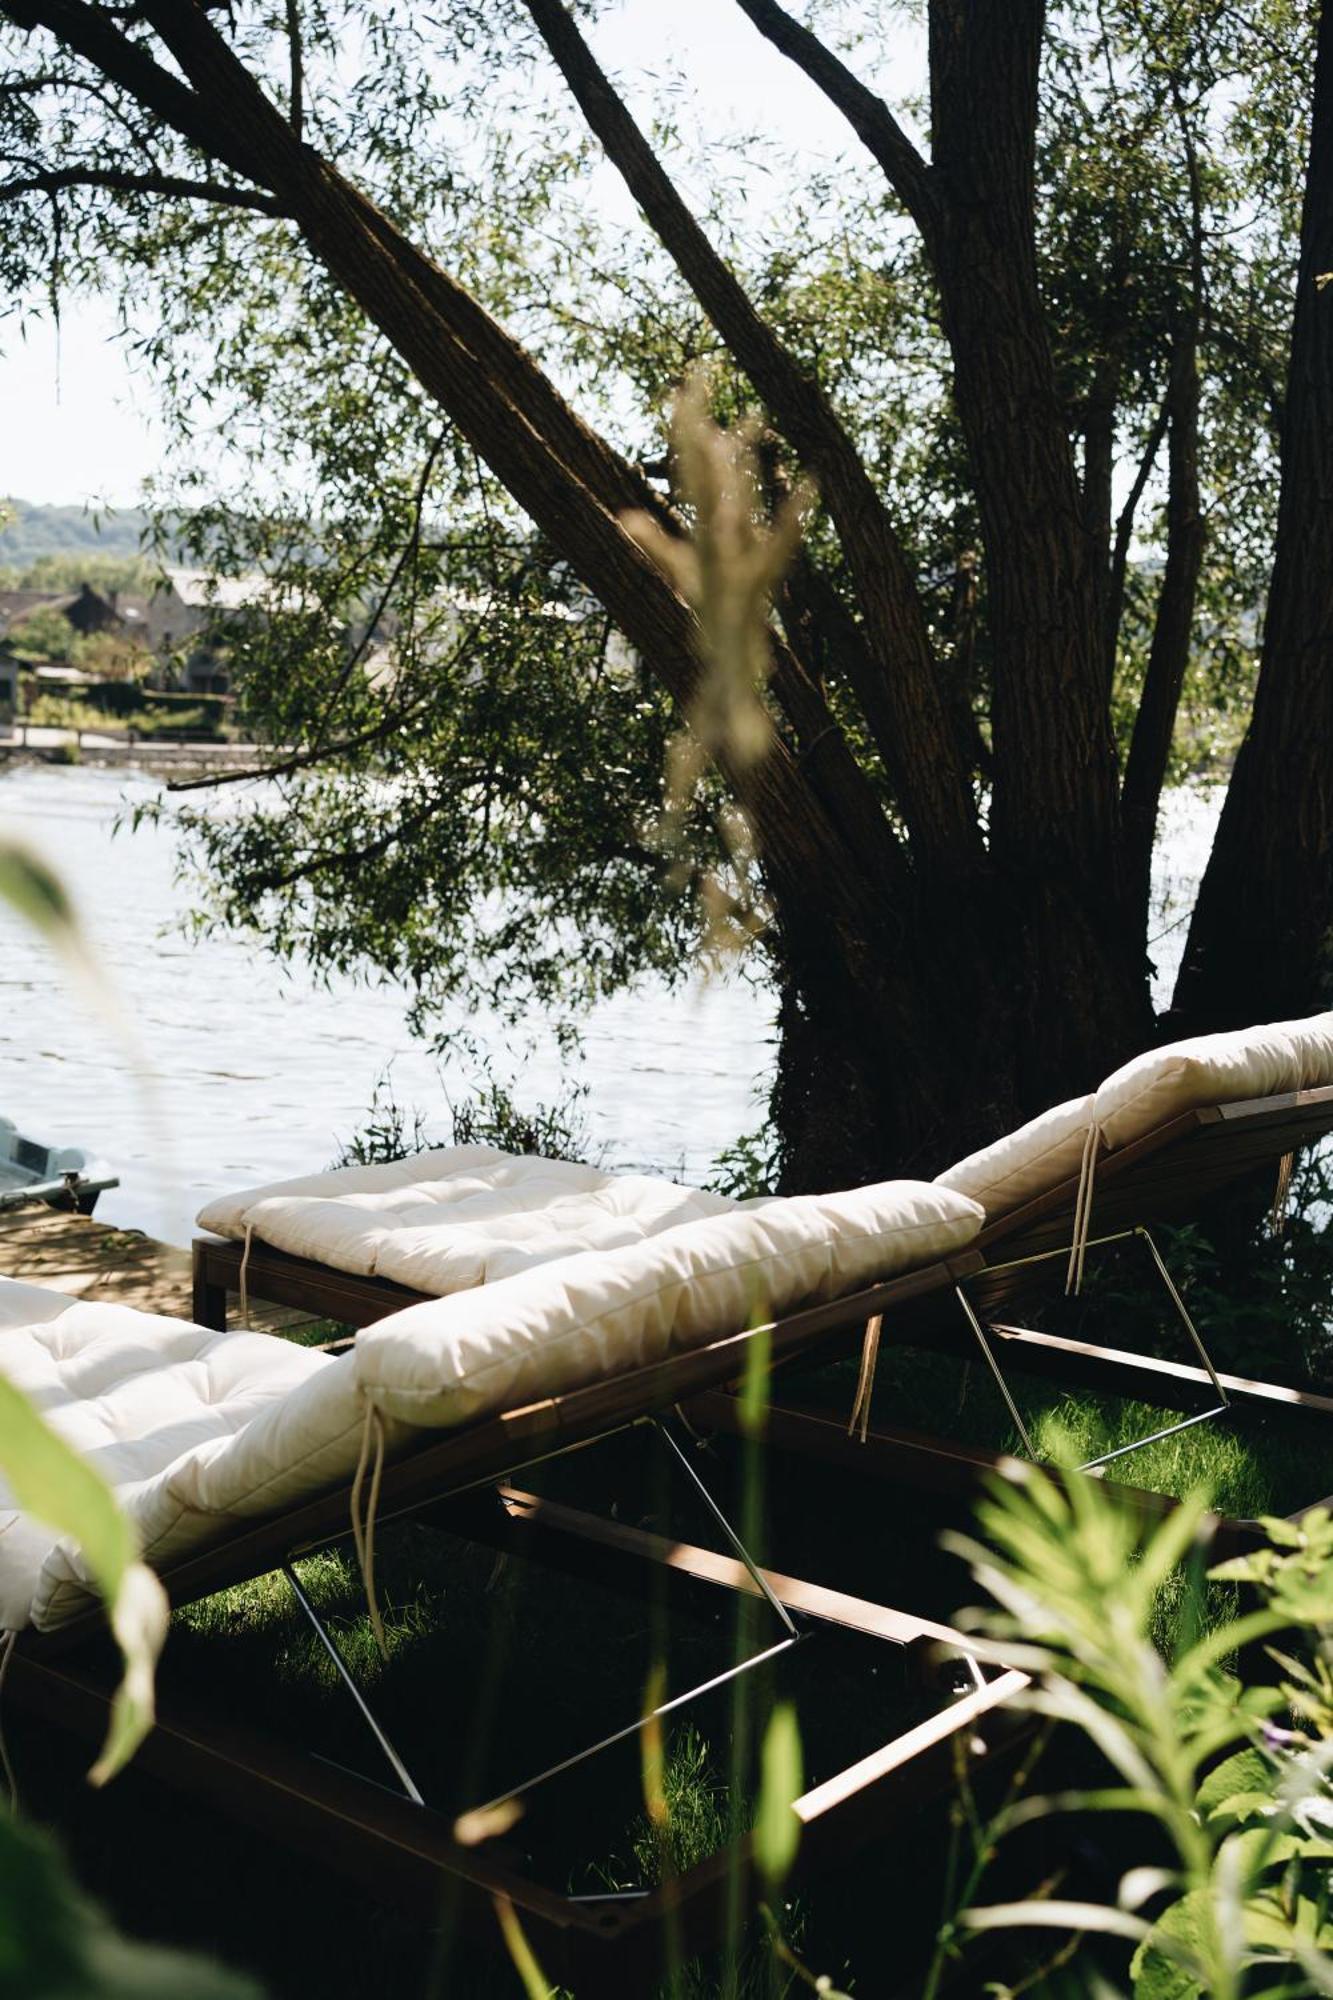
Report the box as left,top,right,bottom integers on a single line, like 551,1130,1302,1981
0,763,1221,1247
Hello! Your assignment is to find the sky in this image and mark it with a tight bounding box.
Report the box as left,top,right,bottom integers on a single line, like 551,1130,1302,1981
0,3,926,514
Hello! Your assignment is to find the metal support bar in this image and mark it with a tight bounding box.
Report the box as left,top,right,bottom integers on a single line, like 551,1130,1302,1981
652,1418,799,1640
1078,1404,1229,1473
281,1561,425,1806
1135,1227,1229,1407
957,1226,1232,1473
953,1286,1039,1460
469,1634,801,1818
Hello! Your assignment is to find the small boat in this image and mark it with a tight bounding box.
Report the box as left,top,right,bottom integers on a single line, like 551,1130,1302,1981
0,1118,118,1216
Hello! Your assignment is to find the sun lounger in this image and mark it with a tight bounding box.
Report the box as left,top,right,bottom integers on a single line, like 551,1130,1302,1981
188,1010,1333,1523
1,1179,1024,1987
689,1017,1333,1544
192,1014,1333,1342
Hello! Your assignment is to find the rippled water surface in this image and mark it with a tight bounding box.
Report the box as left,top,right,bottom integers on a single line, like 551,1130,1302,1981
0,764,1220,1247
0,764,777,1244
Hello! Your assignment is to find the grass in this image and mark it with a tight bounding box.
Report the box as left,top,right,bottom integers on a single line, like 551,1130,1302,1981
802,1341,1333,1522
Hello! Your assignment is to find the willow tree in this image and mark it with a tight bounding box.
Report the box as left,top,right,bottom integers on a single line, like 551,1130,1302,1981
1,0,1328,1189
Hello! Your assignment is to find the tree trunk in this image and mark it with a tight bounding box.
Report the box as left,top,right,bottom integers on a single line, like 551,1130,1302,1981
1121,330,1205,934
927,0,1154,1102
1171,1,1333,1032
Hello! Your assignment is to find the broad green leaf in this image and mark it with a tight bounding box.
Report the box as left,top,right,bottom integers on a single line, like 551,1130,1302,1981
0,1376,167,1783
753,1701,802,1888
1196,1748,1277,1822
0,1811,258,1997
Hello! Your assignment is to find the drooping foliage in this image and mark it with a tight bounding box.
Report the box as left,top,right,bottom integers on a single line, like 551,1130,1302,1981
0,0,1327,1181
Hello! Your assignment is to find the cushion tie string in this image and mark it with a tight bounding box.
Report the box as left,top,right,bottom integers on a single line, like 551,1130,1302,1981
1065,1120,1105,1297
1269,1151,1295,1237
350,1400,390,1660
847,1314,883,1444
238,1221,255,1329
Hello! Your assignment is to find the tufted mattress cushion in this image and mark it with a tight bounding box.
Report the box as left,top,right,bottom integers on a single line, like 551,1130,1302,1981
0,1282,368,1632
353,1178,984,1428
936,1010,1333,1221
196,1146,739,1295
1,1178,981,1626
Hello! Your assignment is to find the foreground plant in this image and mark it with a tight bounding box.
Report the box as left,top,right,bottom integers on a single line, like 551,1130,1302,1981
0,839,167,1782
936,1464,1333,1996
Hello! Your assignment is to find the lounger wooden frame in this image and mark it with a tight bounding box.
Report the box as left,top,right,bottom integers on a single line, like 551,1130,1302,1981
7,1250,1031,1994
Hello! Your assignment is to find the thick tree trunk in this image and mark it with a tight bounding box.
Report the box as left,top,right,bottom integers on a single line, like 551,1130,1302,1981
1171,1,1333,1032
926,0,1153,1103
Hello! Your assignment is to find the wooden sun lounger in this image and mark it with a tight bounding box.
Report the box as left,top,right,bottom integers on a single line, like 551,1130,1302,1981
6,1250,1029,1993
190,1084,1333,1554
697,1084,1333,1549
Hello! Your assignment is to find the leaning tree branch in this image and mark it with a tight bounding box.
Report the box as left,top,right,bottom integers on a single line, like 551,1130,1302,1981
730,0,939,242
284,0,303,138
125,0,898,937
0,163,286,211
523,0,979,877
1105,390,1170,678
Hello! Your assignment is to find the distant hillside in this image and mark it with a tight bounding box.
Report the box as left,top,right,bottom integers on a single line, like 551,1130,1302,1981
0,498,151,567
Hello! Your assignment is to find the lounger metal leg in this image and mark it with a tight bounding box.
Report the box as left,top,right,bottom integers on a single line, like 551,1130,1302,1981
281,1560,424,1806
953,1286,1039,1460
958,1226,1230,1473
652,1418,799,1640
469,1633,801,1819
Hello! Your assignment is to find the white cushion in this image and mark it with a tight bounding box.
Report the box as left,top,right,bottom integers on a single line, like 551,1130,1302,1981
354,1179,984,1428
935,1093,1093,1219
935,1011,1333,1222
0,1283,363,1631
1,1180,979,1625
197,1147,738,1294
1092,1011,1333,1151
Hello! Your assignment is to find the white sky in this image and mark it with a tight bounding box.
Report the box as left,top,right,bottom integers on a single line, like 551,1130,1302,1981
0,3,926,513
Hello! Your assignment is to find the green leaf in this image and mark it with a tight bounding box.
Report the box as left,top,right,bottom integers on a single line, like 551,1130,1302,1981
753,1702,802,1888
0,1377,167,1784
0,842,80,952
0,1811,258,1997
1196,1748,1276,1823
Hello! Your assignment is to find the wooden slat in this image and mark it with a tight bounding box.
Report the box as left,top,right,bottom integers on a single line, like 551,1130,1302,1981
192,1235,431,1329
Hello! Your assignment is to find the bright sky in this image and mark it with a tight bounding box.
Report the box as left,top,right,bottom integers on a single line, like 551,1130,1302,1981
0,3,925,512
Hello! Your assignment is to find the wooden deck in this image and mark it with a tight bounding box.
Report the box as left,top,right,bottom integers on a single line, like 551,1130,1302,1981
0,1205,316,1334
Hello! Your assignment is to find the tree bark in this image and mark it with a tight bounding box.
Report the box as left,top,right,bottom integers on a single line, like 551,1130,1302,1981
925,0,1152,1101
1171,1,1333,1032
1121,330,1205,934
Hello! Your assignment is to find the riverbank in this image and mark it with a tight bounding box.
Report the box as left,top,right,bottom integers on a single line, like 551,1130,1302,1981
0,1201,315,1335
0,735,275,781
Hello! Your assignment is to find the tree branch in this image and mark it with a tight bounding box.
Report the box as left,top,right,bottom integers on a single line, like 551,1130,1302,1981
1121,76,1207,926
284,0,302,139
0,163,286,211
1105,392,1169,680
0,0,261,181
523,0,979,877
124,0,890,942
730,0,939,241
